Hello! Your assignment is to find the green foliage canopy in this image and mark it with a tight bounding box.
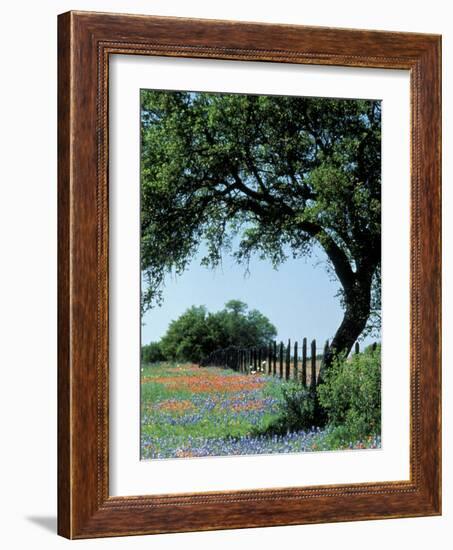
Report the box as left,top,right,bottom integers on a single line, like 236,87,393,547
158,300,277,363
141,341,165,364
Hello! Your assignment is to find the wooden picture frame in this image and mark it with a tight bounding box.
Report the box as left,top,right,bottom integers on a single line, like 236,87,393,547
58,10,441,539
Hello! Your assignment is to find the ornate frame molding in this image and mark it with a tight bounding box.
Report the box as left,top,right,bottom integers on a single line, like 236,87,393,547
58,11,441,538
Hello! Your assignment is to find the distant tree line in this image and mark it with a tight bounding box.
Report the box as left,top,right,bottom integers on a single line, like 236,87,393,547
141,300,277,364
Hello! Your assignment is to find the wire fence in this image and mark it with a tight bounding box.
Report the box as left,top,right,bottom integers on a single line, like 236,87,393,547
200,339,377,387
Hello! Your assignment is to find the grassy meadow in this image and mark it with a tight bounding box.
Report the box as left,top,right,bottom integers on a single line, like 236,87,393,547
141,362,323,459
140,361,380,459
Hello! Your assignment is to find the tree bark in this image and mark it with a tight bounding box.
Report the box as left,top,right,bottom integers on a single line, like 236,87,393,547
319,272,373,380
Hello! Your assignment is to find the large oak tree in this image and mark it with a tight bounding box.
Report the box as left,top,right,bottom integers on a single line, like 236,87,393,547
140,91,381,368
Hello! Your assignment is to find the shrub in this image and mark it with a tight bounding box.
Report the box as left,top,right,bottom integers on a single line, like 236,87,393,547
159,302,277,363
317,345,381,446
256,382,327,436
141,341,165,364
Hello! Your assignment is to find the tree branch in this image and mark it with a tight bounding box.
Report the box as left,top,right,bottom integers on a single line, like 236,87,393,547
295,221,355,294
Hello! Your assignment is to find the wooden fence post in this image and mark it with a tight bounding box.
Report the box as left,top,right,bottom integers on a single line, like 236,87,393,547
323,340,329,365
293,340,298,381
279,342,284,378
311,339,317,389
285,339,291,379
302,337,307,387
355,342,360,355
267,342,272,376
273,341,277,376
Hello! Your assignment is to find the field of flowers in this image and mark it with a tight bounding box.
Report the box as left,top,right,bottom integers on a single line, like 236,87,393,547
141,362,318,459
140,362,380,459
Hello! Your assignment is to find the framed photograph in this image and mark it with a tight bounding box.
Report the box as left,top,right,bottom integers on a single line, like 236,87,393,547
58,11,441,538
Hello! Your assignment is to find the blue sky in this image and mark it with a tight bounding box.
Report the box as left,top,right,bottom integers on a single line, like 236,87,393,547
141,242,377,350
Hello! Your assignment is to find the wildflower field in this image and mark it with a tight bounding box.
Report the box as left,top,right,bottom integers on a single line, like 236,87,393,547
140,362,325,459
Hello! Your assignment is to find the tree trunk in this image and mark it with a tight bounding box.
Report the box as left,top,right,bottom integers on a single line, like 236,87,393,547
320,274,372,380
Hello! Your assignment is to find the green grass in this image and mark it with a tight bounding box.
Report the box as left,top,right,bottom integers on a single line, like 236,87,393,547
140,362,285,442
140,360,381,459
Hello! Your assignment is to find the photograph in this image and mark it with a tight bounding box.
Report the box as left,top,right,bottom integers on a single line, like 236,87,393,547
139,89,382,460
